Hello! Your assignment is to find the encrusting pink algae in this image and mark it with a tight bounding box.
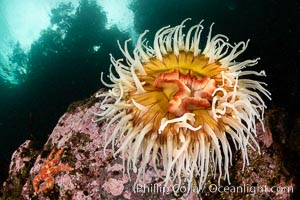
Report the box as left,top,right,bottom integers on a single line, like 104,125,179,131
0,91,295,199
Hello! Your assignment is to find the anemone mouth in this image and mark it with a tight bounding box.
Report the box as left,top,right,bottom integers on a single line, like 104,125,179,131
130,51,225,138
94,19,271,192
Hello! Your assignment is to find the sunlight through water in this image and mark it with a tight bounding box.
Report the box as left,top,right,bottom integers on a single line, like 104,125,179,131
0,0,136,85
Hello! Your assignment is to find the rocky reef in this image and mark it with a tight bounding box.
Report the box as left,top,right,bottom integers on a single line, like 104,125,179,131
0,90,297,199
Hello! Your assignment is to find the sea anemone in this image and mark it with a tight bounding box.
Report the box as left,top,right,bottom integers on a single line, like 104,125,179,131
94,19,271,192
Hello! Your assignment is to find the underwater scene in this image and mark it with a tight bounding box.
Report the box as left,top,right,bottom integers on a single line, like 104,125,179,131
0,0,299,199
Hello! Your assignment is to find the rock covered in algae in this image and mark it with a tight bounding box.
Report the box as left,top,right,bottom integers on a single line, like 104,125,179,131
0,90,296,199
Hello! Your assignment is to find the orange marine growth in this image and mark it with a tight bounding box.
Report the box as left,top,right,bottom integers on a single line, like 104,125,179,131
33,148,73,195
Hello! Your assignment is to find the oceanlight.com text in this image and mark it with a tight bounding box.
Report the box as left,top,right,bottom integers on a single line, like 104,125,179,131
208,184,293,194
133,183,294,195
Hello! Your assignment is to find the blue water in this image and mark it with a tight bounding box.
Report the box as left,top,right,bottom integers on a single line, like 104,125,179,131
0,0,299,184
